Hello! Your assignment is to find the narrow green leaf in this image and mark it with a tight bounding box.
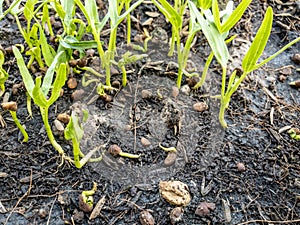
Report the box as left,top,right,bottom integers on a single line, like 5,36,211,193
61,0,74,32
24,0,37,23
12,46,35,97
39,25,55,67
59,35,98,50
242,7,273,73
41,51,64,95
48,63,67,105
189,1,229,68
151,0,181,29
212,0,221,32
221,0,252,33
65,112,84,142
32,76,48,108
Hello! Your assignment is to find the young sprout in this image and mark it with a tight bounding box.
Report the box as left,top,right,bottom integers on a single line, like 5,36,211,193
108,144,140,158
289,80,300,88
0,50,8,97
1,102,28,142
79,182,97,213
288,128,300,141
159,143,177,152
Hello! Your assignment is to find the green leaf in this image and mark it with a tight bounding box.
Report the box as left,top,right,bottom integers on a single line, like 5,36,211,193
151,0,181,29
13,46,35,97
65,112,84,142
9,0,22,15
24,0,37,23
48,63,67,105
59,35,98,50
221,0,252,33
61,0,74,33
39,24,55,67
189,1,229,68
242,7,273,73
212,0,221,32
41,51,64,95
32,76,48,108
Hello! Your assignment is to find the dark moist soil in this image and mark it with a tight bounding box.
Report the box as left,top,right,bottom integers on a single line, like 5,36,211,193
1,1,300,225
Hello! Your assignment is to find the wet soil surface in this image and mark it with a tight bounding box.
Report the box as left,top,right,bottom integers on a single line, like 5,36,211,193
1,1,300,225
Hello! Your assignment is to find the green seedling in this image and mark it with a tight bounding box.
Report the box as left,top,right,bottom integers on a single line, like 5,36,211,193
189,0,300,128
104,0,144,86
0,50,8,97
287,128,300,141
79,182,97,212
13,46,69,157
159,143,177,152
1,102,28,142
111,51,147,86
108,144,141,158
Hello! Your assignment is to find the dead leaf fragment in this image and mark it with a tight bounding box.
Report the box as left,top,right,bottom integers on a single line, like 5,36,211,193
89,196,106,220
145,11,160,17
159,181,191,206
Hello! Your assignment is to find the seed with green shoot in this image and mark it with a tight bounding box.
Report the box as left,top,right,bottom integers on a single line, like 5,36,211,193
108,144,140,158
1,102,28,142
289,80,300,88
288,128,300,140
79,182,97,213
159,143,177,152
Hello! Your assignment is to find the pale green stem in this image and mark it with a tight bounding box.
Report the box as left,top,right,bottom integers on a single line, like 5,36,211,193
125,1,131,44
193,51,214,89
10,111,28,142
40,107,64,155
121,65,127,86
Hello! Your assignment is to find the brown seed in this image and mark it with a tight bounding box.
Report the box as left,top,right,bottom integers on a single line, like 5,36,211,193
170,207,184,225
101,94,112,102
164,151,177,166
140,210,155,225
77,57,88,67
187,76,199,88
108,144,122,156
57,113,70,124
193,102,208,112
69,59,78,67
71,89,85,101
171,86,179,98
289,80,300,88
12,83,23,95
1,102,17,111
141,90,152,99
141,137,151,146
112,80,121,88
86,49,95,57
280,67,292,75
195,202,216,217
237,162,246,172
291,53,300,65
78,194,93,213
67,77,78,89
278,75,286,82
60,88,64,97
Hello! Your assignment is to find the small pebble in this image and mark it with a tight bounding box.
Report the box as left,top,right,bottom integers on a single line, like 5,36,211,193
71,89,85,101
141,90,152,99
193,102,208,112
38,208,48,218
67,77,78,89
237,162,246,172
170,207,184,225
171,86,179,98
141,137,151,146
180,85,190,95
140,210,155,225
164,151,177,166
195,202,216,217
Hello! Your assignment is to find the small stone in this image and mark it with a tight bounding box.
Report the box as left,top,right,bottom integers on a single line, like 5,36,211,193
141,90,152,99
171,86,179,98
237,162,246,172
193,102,208,112
1,102,17,111
291,53,300,64
71,89,85,101
141,137,151,146
159,181,191,206
38,208,48,218
195,202,216,217
170,207,184,225
164,151,177,166
280,67,292,75
86,49,95,57
140,210,155,225
180,85,190,95
57,113,70,124
67,77,78,89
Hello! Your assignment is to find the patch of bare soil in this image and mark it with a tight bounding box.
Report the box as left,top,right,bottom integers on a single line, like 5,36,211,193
0,1,300,225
